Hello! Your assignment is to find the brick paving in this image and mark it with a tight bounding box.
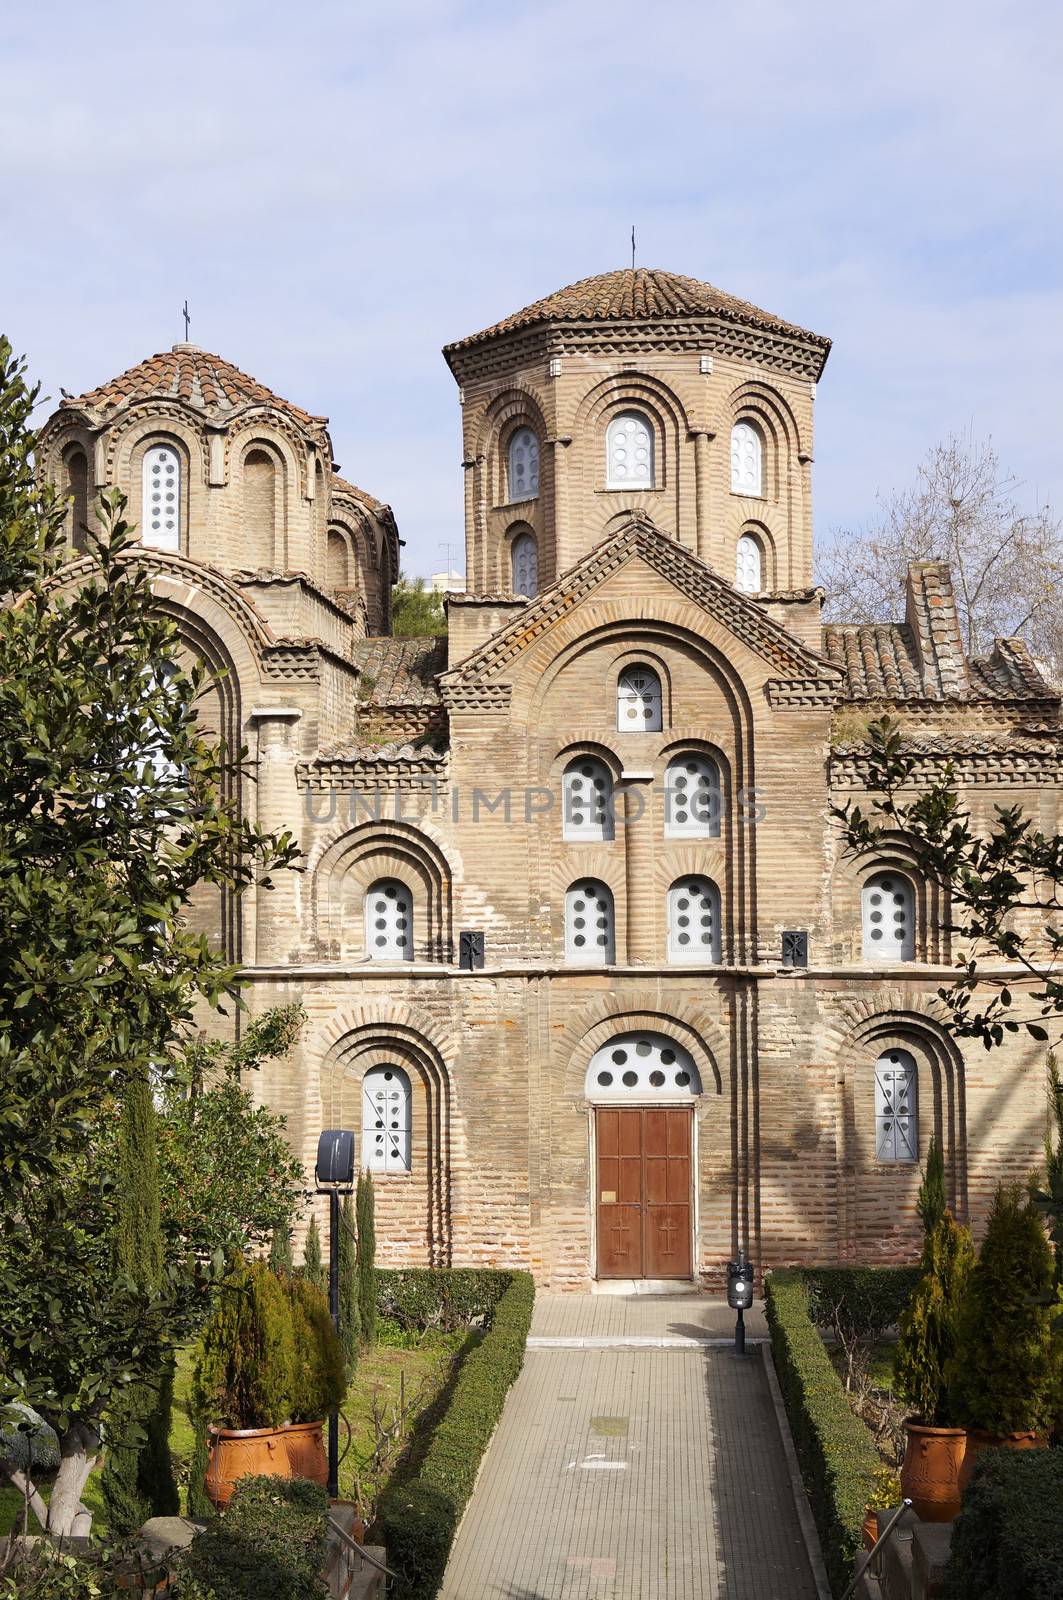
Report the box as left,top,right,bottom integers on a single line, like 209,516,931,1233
440,1299,818,1600
529,1292,769,1344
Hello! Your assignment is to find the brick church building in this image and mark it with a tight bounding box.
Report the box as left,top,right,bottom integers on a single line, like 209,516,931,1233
39,269,1060,1288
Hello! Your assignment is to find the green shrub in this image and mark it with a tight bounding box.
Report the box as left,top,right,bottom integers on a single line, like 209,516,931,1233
803,1265,920,1343
301,1215,327,1296
377,1270,534,1600
375,1267,514,1333
765,1270,881,1599
356,1171,376,1348
948,1185,1055,1434
339,1192,360,1375
894,1213,975,1424
177,1474,329,1600
944,1448,1063,1599
284,1273,346,1423
191,1258,295,1430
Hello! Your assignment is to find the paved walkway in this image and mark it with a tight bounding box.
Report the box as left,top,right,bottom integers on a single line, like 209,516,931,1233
440,1296,821,1600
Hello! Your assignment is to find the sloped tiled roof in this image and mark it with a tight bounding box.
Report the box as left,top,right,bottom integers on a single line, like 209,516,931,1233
351,636,446,705
331,474,387,516
824,622,1058,703
445,268,830,355
62,344,327,433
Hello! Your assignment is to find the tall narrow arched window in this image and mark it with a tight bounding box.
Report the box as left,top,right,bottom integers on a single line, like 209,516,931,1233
565,879,615,965
243,448,277,562
861,870,915,961
364,879,413,961
664,752,721,837
362,1065,412,1172
606,411,655,489
735,533,763,592
327,529,351,589
667,877,721,963
508,427,539,502
63,447,89,553
511,530,539,598
563,757,614,842
142,444,181,551
617,665,663,732
730,421,763,496
874,1049,918,1161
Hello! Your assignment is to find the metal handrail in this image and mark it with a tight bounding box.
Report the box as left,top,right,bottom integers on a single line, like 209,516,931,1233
840,1498,912,1600
329,1518,398,1579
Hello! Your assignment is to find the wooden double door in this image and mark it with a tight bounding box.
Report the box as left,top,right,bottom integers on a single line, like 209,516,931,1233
595,1107,693,1279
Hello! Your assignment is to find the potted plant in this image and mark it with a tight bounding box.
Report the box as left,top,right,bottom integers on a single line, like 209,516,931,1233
281,1272,346,1486
191,1257,296,1508
893,1140,975,1521
862,1467,902,1551
947,1183,1054,1492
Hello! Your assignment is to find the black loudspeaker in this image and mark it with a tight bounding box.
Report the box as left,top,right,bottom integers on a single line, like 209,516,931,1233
315,1129,356,1189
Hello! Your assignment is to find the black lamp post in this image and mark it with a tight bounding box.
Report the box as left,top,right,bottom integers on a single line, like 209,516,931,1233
726,1246,755,1358
315,1129,356,1498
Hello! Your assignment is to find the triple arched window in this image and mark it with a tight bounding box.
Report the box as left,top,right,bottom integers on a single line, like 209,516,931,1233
606,411,655,489
565,880,615,964
142,443,181,551
664,752,721,837
508,428,539,502
563,758,615,842
616,665,663,732
735,533,763,592
667,877,721,963
511,530,539,598
365,879,413,961
730,422,763,497
874,1049,918,1161
861,871,915,961
362,1065,412,1172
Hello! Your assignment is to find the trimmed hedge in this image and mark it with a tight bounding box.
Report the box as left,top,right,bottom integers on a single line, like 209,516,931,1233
377,1269,535,1600
765,1270,881,1598
802,1266,920,1342
944,1448,1063,1599
375,1266,517,1332
176,1474,329,1600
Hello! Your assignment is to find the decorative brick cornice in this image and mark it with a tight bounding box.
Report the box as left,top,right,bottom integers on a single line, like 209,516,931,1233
440,682,514,711
830,748,1063,787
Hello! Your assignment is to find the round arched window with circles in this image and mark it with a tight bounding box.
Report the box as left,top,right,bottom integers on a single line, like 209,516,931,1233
142,444,181,551
861,871,915,961
585,1032,702,1100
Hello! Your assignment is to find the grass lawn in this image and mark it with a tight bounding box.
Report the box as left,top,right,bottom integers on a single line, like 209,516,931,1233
1,1332,467,1537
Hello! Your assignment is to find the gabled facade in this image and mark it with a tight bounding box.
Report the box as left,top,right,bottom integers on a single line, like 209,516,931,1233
42,271,1062,1287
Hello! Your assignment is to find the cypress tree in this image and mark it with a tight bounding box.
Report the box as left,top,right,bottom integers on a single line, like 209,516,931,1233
1044,1054,1063,1285
302,1214,327,1295
356,1170,376,1349
270,1220,294,1276
339,1193,360,1377
917,1134,947,1237
101,1068,179,1532
894,1210,975,1423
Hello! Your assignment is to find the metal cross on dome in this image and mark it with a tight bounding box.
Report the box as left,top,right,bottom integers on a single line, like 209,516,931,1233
182,300,190,341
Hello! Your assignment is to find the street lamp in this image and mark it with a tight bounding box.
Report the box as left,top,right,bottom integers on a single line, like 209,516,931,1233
726,1246,755,1358
315,1129,356,1497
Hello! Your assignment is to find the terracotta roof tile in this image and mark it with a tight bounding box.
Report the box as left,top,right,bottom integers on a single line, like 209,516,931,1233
350,636,446,705
824,622,1059,703
331,475,387,515
445,268,830,355
63,344,327,434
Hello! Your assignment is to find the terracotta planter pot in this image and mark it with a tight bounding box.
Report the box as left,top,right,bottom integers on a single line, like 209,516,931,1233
899,1421,967,1522
205,1424,292,1509
957,1427,1047,1494
281,1420,329,1486
861,1508,878,1551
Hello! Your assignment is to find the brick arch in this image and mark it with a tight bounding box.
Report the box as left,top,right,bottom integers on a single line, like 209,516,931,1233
831,832,949,965
309,818,454,962
317,1003,454,1265
559,995,727,1107
735,519,778,589
476,388,549,511
103,404,210,489
230,428,296,569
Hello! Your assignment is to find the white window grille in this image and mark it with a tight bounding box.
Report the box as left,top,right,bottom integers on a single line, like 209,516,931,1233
874,1049,918,1161
730,422,763,496
667,877,721,963
565,880,615,965
508,427,539,501
606,411,655,489
736,534,763,592
664,752,721,837
511,531,539,598
586,1032,702,1098
365,879,413,961
563,758,614,842
617,665,663,732
142,444,181,551
861,871,915,960
362,1065,412,1172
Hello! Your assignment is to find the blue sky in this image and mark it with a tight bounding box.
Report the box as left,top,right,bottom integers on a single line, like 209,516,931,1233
3,0,1060,577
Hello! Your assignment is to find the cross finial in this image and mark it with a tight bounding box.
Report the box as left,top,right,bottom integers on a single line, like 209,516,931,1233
182,299,190,341
631,225,636,270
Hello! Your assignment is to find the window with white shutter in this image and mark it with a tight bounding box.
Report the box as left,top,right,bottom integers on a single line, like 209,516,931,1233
565,880,615,965
616,665,663,732
874,1049,918,1161
606,411,655,489
667,877,721,963
508,428,540,501
730,422,763,496
364,879,413,961
664,752,721,838
862,871,915,960
362,1065,412,1172
563,758,614,842
142,444,181,551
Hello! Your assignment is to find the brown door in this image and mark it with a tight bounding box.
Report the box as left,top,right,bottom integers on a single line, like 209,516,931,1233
596,1107,692,1279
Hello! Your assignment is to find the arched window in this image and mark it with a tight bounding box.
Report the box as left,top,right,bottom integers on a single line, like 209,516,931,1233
874,1049,918,1161
565,879,615,965
364,878,413,961
861,870,915,961
508,427,539,502
586,1032,702,1099
63,447,89,553
606,411,655,489
664,752,721,838
667,877,721,963
563,757,614,842
735,533,763,592
142,443,181,551
616,665,663,732
730,421,763,497
362,1065,412,1172
511,530,539,598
